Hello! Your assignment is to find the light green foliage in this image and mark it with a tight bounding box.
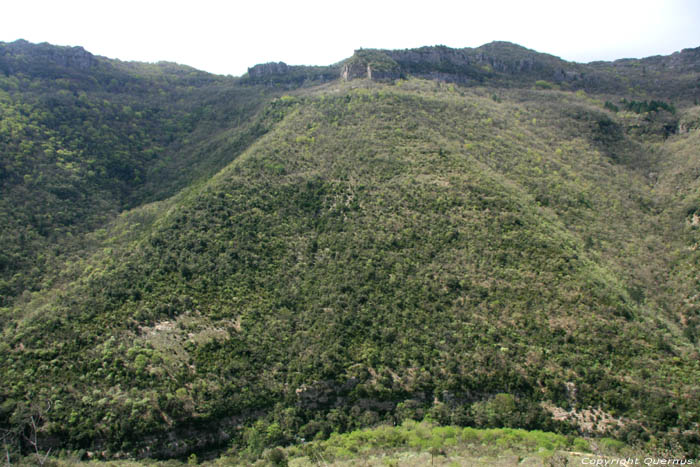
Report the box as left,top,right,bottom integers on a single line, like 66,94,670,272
1,40,700,463
0,46,279,307
535,80,554,89
213,421,606,466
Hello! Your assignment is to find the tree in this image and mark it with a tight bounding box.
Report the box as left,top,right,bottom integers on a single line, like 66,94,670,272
267,447,288,466
12,400,53,466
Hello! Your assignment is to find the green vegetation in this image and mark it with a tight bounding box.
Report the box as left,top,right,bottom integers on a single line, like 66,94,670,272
1,40,700,463
0,41,281,305
10,421,634,465
619,98,676,115
17,422,644,465
216,421,619,466
534,80,555,89
348,49,401,73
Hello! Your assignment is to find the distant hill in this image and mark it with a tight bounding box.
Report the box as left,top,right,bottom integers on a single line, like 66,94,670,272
245,41,700,103
0,39,699,463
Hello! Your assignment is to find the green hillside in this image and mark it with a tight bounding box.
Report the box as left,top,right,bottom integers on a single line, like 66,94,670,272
0,40,283,306
1,40,699,463
40,421,637,465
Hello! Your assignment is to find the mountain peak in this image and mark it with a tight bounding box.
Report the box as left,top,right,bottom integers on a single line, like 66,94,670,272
0,39,97,74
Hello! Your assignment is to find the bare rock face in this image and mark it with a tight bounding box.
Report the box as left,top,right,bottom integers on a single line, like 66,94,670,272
0,39,97,72
384,46,559,80
338,44,571,85
247,61,290,78
40,44,96,70
341,61,369,80
341,50,402,81
244,61,340,86
386,47,471,68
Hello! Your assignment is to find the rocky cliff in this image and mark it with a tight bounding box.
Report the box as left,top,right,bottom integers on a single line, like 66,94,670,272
243,61,339,85
335,42,700,102
247,61,290,78
0,39,97,75
340,43,579,85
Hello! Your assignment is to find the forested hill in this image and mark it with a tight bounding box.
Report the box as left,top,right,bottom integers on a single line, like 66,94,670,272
1,40,699,463
0,39,281,305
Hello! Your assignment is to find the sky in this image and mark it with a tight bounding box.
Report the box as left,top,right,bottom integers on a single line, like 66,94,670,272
2,0,700,77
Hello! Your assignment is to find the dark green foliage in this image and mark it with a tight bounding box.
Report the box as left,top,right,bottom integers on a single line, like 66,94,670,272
267,447,288,466
620,98,676,114
348,49,401,73
604,101,619,112
1,40,700,463
0,40,281,306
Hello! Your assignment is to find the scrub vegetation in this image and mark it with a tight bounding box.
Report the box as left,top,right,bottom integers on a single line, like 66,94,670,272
1,39,699,464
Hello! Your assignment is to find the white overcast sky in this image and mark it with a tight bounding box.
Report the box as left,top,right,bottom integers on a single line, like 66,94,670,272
2,0,699,77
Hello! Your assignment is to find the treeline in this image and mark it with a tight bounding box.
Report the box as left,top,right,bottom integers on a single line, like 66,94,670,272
604,98,676,114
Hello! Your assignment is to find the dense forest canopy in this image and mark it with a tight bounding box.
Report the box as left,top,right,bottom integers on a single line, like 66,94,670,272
1,39,699,464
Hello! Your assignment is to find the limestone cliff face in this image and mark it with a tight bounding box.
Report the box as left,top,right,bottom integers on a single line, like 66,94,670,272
243,43,700,96
247,61,290,78
604,45,700,73
0,39,97,72
339,43,585,85
341,50,402,81
384,44,573,83
244,61,339,85
341,61,369,80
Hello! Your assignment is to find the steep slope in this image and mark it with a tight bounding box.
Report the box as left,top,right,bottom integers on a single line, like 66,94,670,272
2,77,698,461
0,40,281,306
652,108,700,344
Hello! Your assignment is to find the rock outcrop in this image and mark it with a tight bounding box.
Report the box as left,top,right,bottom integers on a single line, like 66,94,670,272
341,61,370,80
338,43,576,85
244,61,339,86
0,39,97,73
341,49,402,81
247,61,290,78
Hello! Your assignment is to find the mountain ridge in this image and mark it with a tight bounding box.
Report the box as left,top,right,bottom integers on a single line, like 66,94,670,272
5,38,700,101
0,39,699,463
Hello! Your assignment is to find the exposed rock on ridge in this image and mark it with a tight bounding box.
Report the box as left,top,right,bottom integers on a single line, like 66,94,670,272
243,61,339,85
0,39,97,73
341,61,370,81
247,61,290,78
